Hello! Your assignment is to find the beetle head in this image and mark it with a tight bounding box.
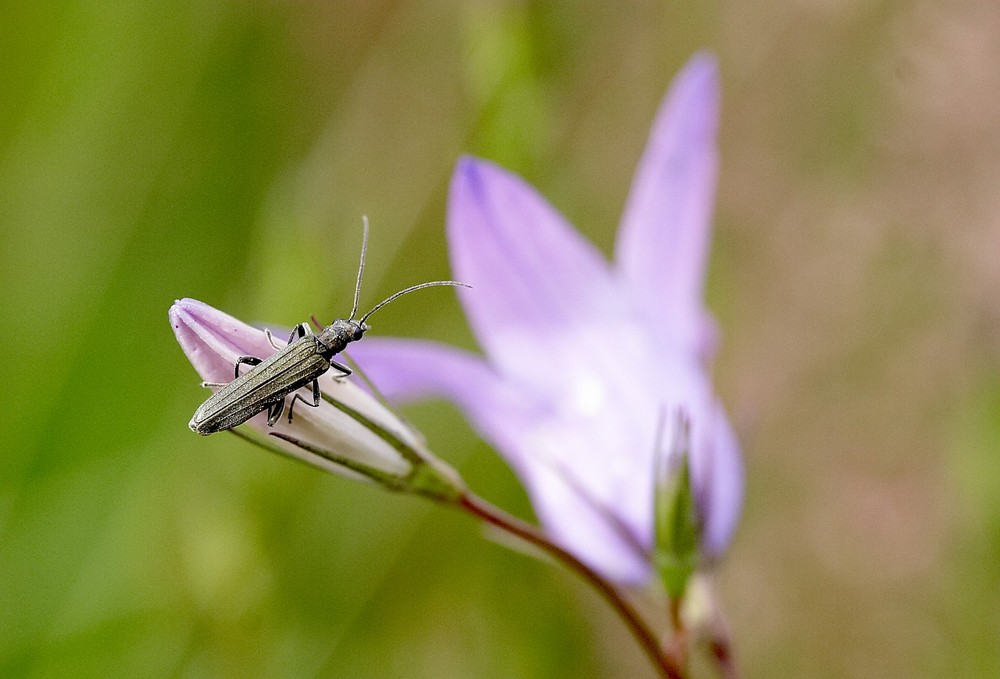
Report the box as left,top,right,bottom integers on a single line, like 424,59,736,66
349,320,368,341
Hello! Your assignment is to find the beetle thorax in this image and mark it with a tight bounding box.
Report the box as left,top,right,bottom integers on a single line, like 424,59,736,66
316,318,367,357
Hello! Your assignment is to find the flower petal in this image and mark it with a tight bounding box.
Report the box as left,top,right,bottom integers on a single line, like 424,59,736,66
357,333,742,577
615,52,720,356
347,338,534,470
696,405,744,558
520,457,653,583
447,157,628,392
351,337,654,582
170,298,279,385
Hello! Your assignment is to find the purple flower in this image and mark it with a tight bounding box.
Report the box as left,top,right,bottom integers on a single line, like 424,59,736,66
349,53,742,584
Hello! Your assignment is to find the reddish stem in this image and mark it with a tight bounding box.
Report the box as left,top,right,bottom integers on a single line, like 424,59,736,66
708,612,740,679
457,491,685,679
666,596,689,669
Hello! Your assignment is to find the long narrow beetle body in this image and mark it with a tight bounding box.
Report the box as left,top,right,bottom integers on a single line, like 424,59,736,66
188,219,467,435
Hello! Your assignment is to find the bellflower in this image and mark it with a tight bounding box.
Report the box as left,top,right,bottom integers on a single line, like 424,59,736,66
349,53,743,584
170,298,463,500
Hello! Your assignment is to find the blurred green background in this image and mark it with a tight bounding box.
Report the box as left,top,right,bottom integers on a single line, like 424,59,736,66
2,1,999,677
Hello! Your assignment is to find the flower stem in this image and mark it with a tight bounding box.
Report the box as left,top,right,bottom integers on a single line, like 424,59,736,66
457,491,685,679
708,609,740,679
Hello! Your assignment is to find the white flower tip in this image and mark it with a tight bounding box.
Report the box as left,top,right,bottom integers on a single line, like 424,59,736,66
168,300,185,328
170,297,215,324
169,298,209,340
169,300,201,363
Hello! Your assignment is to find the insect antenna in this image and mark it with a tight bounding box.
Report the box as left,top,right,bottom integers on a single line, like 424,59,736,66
359,280,471,326
347,216,370,322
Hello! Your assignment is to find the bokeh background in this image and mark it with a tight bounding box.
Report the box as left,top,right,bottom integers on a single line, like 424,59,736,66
2,1,999,677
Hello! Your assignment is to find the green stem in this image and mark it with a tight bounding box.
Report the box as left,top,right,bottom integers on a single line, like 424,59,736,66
457,491,685,679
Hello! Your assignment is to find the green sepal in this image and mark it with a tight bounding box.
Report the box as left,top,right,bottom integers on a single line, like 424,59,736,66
268,431,407,488
319,391,465,503
228,391,465,503
654,421,700,600
404,458,465,504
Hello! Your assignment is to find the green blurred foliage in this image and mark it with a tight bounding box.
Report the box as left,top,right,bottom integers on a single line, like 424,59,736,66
2,1,998,678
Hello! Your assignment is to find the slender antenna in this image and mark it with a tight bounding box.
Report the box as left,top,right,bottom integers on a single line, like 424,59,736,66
359,281,471,325
348,216,370,321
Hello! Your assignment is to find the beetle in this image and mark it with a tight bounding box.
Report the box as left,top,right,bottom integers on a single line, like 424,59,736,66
189,220,467,435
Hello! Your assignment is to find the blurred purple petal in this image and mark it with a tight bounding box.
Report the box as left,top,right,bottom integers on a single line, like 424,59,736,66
448,157,627,392
350,338,544,481
349,338,503,409
353,53,743,583
615,52,720,356
353,337,654,582
698,406,744,558
519,459,653,583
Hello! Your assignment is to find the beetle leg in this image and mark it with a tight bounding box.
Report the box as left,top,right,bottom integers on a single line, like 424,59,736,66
287,379,322,422
234,355,263,379
287,323,310,345
329,360,353,380
266,400,284,427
